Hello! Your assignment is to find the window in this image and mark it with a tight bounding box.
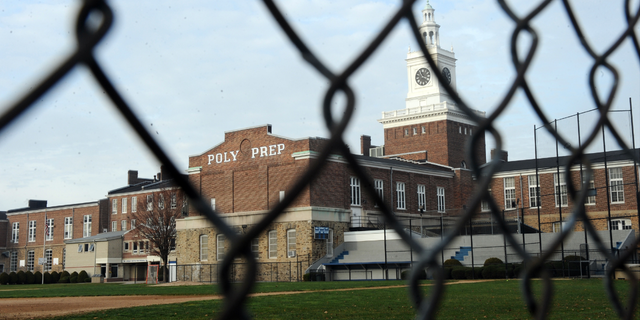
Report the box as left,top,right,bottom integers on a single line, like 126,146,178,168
112,199,117,214
11,222,18,243
83,215,92,237
147,195,153,211
528,176,540,208
133,241,138,254
132,196,137,212
158,194,165,209
459,126,462,134
211,198,216,210
10,252,17,272
251,238,260,259
64,217,73,239
610,167,624,203
279,190,285,202
585,179,596,205
63,248,66,269
437,187,445,213
124,242,130,252
504,177,516,209
131,219,136,229
350,177,361,206
217,234,225,261
464,127,467,135
170,238,176,251
404,129,409,136
326,229,334,257
481,189,491,212
287,229,296,257
112,221,117,232
89,244,94,252
78,244,83,253
170,193,177,209
121,220,127,231
27,251,34,272
413,127,417,135
374,179,384,204
200,235,208,261
552,221,568,233
45,249,52,271
470,128,473,135
46,218,54,241
396,182,406,209
28,220,36,242
421,126,425,134
417,184,426,210
122,198,128,213
554,173,568,207
268,230,277,259
610,219,632,230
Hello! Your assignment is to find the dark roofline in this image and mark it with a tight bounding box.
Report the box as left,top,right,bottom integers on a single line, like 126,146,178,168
107,177,184,195
497,148,640,173
353,154,453,175
7,200,99,214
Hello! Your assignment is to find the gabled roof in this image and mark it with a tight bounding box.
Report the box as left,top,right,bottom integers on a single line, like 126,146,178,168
64,230,128,243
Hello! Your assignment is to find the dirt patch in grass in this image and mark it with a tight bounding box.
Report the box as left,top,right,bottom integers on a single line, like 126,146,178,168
0,280,492,319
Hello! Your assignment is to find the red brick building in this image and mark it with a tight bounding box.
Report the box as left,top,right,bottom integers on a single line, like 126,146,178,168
483,150,640,238
175,124,473,267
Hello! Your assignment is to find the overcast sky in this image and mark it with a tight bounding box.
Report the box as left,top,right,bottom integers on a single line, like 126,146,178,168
1,0,639,210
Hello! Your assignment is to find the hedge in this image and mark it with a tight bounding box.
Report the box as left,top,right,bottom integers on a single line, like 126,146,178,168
443,259,462,267
401,269,426,280
8,272,17,284
78,271,89,283
0,273,9,285
26,271,35,284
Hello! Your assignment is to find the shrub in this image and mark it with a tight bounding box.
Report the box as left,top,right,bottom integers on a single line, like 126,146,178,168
70,272,79,283
401,269,426,280
59,276,70,283
473,267,483,279
482,265,506,279
443,267,453,279
463,267,482,280
25,271,35,284
78,271,89,283
85,277,91,283
303,273,311,281
17,271,26,284
484,257,504,266
8,272,17,284
443,259,462,267
0,273,9,285
34,271,42,284
451,267,468,279
43,272,52,284
60,271,70,280
51,271,60,283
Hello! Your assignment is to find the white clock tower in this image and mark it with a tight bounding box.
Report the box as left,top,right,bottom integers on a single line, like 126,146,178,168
375,0,486,168
406,0,457,108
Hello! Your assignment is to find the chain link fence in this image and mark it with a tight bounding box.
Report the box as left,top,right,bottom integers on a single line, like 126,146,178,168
1,0,640,319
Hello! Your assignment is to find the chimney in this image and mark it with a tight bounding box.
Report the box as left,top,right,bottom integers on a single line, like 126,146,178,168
490,149,508,162
160,165,171,181
361,135,372,156
128,170,139,185
28,200,47,209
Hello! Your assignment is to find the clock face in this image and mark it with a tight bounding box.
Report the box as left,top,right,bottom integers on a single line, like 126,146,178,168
442,67,452,84
415,68,431,86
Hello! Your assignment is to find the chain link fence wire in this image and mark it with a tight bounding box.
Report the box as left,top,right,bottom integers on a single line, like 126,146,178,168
1,0,640,319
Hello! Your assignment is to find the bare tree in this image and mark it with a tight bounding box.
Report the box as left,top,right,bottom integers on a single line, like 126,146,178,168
132,188,184,282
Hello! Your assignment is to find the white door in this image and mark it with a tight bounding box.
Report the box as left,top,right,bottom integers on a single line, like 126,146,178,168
351,207,362,228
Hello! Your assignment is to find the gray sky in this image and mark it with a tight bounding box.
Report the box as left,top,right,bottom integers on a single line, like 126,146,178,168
1,0,639,210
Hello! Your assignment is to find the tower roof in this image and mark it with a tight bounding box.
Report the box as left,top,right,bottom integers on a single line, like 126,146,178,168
424,0,433,10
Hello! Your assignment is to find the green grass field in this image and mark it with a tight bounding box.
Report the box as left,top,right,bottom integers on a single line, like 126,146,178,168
1,279,637,319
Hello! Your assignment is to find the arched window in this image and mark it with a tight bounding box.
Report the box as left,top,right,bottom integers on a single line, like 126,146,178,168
429,31,434,45
461,161,467,169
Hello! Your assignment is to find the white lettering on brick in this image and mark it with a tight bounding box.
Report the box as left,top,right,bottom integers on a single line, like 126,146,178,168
209,144,286,164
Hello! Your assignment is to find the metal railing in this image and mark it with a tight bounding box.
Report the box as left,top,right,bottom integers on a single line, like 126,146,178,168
1,0,640,319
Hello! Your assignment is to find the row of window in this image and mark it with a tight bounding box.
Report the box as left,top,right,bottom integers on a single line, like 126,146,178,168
123,240,150,254
349,177,445,212
496,168,625,211
199,229,333,261
10,249,65,272
10,215,92,243
401,126,473,136
112,194,183,215
551,219,633,233
111,219,136,232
